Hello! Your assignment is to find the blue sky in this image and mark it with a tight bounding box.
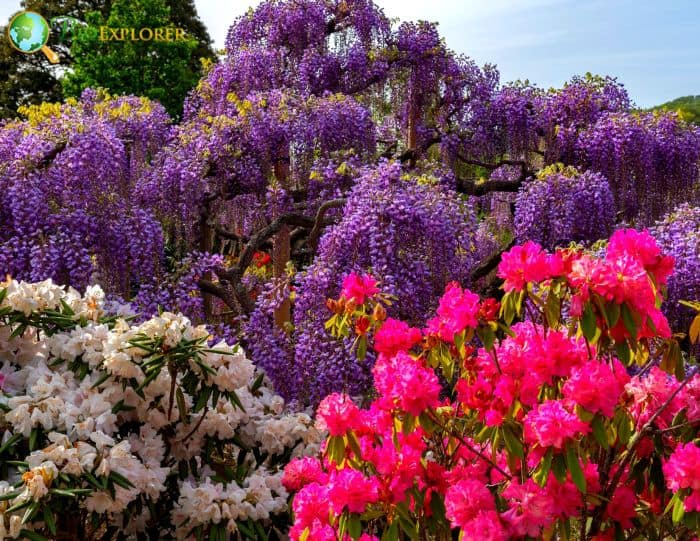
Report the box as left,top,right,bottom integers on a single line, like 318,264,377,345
3,0,698,106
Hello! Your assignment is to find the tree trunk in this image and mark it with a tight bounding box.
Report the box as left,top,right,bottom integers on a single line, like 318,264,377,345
200,208,213,322
273,161,292,329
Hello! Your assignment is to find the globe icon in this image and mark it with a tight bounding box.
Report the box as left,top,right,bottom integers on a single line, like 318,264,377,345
8,11,51,54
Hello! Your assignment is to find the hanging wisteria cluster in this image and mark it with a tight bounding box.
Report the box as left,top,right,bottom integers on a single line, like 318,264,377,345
514,167,616,249
652,204,700,331
0,91,170,298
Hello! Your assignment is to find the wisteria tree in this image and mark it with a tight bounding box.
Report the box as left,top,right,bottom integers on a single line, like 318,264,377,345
1,0,699,407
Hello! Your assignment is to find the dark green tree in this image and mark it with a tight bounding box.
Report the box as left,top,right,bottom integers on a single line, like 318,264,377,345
167,0,214,71
649,95,700,126
62,0,206,118
0,0,110,119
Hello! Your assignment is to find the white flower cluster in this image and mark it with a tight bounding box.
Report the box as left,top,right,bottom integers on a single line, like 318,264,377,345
172,469,288,539
0,279,322,540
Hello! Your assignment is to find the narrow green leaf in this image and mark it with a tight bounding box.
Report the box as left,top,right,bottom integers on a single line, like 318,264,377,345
502,425,524,459
43,507,56,536
672,494,685,523
565,445,586,493
20,530,49,541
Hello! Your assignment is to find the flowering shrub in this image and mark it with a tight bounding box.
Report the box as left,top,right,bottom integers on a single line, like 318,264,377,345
0,278,322,540
285,230,700,540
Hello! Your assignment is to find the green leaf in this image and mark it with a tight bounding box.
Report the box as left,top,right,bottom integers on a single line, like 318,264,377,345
551,453,566,484
236,520,255,540
19,530,49,541
534,449,553,486
544,293,561,328
672,494,685,523
90,371,111,389
581,303,597,341
615,342,631,366
621,303,637,337
43,507,56,536
348,514,362,540
22,501,40,524
28,427,39,451
616,412,633,446
6,499,31,514
591,415,609,448
0,490,21,501
0,432,23,455
250,372,265,392
381,522,399,541
109,471,135,489
607,301,621,327
565,445,586,493
356,335,367,361
194,387,212,412
502,425,524,459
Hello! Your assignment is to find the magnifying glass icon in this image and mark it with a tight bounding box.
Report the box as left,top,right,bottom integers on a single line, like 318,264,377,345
7,11,60,64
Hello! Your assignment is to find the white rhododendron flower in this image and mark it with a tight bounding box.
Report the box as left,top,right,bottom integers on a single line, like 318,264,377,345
0,278,323,539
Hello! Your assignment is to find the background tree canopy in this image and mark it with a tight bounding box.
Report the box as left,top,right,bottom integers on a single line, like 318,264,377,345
0,0,213,119
650,95,700,125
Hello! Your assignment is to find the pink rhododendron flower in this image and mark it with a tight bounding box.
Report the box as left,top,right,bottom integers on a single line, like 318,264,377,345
328,469,380,513
544,476,583,518
607,229,674,286
684,491,700,512
0,373,5,391
315,393,360,436
625,367,682,429
373,318,422,356
524,400,590,449
664,442,700,492
291,482,332,529
282,457,328,492
501,479,555,538
425,282,480,342
563,359,629,417
461,511,508,541
372,352,441,415
605,485,637,528
290,519,336,541
678,373,700,423
341,273,379,304
497,241,564,292
444,479,496,529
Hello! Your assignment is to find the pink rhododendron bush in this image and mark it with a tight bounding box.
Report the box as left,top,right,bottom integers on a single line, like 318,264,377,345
285,230,700,541
0,278,322,540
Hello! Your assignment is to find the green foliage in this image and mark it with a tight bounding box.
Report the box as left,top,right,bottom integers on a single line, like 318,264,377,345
649,95,700,125
62,0,203,118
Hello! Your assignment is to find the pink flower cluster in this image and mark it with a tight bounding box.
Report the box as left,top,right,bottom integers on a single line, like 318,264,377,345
497,241,564,292
425,282,481,341
373,318,422,356
524,400,590,449
664,443,700,511
340,273,379,304
287,461,381,540
286,233,700,540
498,229,674,340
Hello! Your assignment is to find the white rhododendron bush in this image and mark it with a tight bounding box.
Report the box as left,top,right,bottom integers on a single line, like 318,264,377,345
0,278,322,540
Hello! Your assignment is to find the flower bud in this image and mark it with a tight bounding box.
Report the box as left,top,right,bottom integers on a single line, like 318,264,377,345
372,303,387,322
355,316,370,335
